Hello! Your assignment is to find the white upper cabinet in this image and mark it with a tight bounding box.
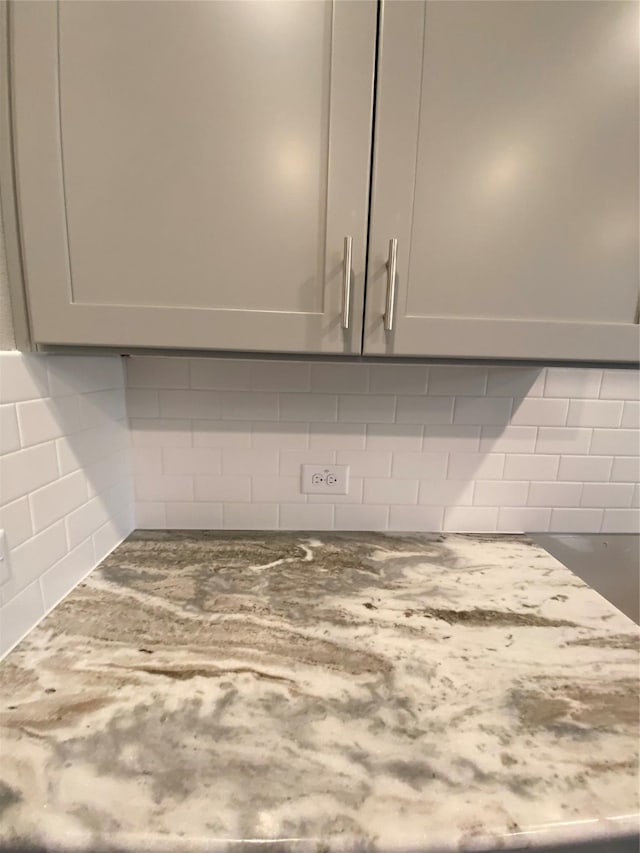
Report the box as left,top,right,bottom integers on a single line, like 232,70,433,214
10,1,376,352
364,0,639,361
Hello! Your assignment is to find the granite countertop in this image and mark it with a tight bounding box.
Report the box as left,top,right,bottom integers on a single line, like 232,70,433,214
0,532,638,853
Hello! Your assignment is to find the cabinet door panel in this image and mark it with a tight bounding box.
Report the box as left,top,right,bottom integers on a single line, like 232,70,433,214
364,0,639,361
11,0,375,352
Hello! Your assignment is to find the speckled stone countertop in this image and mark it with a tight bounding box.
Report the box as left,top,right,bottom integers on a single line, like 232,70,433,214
1,532,638,853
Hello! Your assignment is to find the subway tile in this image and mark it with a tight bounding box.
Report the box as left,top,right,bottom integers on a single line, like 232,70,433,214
496,507,551,533
447,453,505,480
334,505,388,531
428,366,487,396
473,481,529,507
453,397,512,425
17,396,81,447
280,392,338,423
479,426,537,454
57,421,129,473
310,363,368,393
338,394,395,424
193,420,251,448
29,471,88,533
0,497,32,549
0,443,59,506
65,495,110,549
135,502,167,528
0,581,44,656
396,396,454,425
127,356,189,388
221,391,278,421
130,418,192,447
393,452,448,480
599,369,640,401
367,423,423,452
535,427,591,455
511,399,568,426
581,483,634,508
590,429,639,456
549,508,603,532
443,507,498,532
223,503,278,530
422,425,480,453
253,422,309,450
418,480,474,506
40,539,95,611
308,478,363,504
93,512,132,563
190,359,252,390
557,455,613,482
48,355,123,396
545,368,602,398
388,505,443,531
369,365,427,394
3,522,67,603
165,502,222,529
621,401,640,429
0,404,20,452
159,389,220,420
162,447,221,476
601,509,640,533
252,476,305,503
222,449,278,476
79,389,127,430
251,361,310,392
528,482,583,507
503,454,559,481
132,447,163,477
135,474,193,502
195,476,251,502
0,354,49,403
125,388,159,418
610,457,640,482
309,423,364,450
280,450,336,476
363,478,418,505
566,400,623,428
486,367,545,398
337,450,392,477
279,504,334,530
85,450,132,498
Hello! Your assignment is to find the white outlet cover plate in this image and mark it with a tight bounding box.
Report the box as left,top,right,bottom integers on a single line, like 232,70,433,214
301,464,349,495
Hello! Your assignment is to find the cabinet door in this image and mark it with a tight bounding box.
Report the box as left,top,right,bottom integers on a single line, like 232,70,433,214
11,1,375,353
364,0,639,361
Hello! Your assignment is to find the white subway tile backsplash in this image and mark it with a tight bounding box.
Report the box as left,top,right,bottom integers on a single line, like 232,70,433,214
621,401,640,429
422,425,480,453
567,400,623,428
47,356,123,397
447,453,504,480
3,521,67,604
453,397,512,425
590,429,639,456
601,508,640,533
334,505,388,531
222,449,278,477
396,396,454,424
0,404,19,453
221,391,278,421
511,398,568,426
486,367,545,398
279,503,333,530
131,418,192,447
132,447,163,477
550,508,603,532
0,354,49,403
165,502,223,529
163,447,221,475
363,478,418,505
369,365,427,394
338,394,395,423
428,366,487,396
254,422,308,450
40,539,95,611
135,474,193,503
310,422,364,450
545,368,602,399
0,442,59,505
473,481,529,507
280,393,335,422
251,361,310,392
127,356,189,389
337,450,392,477
125,388,160,418
310,363,368,393
29,471,88,533
135,502,167,528
479,426,537,454
80,389,127,430
558,456,613,482
497,507,551,532
418,480,474,506
610,457,640,483
535,427,592,455
580,483,634,509
223,503,278,529
65,495,111,549
599,370,640,401
388,505,443,531
393,452,448,480
159,389,220,420
0,581,44,657
195,475,251,503
193,421,251,448
528,482,583,507
279,450,336,476
443,507,498,532
0,497,32,549
252,476,305,503
190,359,251,390
367,423,423,451
17,396,81,447
503,454,559,481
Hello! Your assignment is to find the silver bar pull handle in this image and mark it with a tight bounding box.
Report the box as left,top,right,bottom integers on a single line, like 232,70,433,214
342,235,353,330
384,237,398,332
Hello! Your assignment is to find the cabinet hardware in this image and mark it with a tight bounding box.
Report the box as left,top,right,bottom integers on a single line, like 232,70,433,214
384,237,398,331
342,236,353,330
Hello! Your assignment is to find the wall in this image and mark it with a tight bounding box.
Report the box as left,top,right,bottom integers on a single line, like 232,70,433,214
0,205,16,350
128,357,640,534
0,352,134,656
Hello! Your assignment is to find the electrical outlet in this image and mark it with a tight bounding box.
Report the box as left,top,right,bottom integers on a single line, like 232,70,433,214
301,464,349,495
0,530,11,586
